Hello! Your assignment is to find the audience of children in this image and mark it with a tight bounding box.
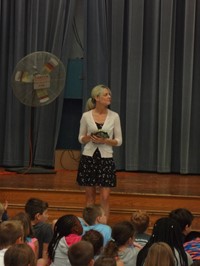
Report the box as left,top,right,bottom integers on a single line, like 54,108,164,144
144,242,175,266
82,229,104,259
80,204,112,246
169,208,194,243
25,197,53,262
68,240,94,266
136,217,193,266
48,214,83,266
103,220,139,266
130,210,150,247
1,197,199,266
0,220,24,266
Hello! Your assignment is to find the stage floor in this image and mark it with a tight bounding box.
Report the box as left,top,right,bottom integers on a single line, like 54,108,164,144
1,167,200,230
0,168,199,197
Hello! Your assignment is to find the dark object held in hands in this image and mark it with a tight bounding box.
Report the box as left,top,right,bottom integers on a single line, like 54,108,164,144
91,130,109,138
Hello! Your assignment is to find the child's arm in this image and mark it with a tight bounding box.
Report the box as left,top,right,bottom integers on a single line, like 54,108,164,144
34,238,39,259
42,243,49,264
2,200,9,221
37,258,49,266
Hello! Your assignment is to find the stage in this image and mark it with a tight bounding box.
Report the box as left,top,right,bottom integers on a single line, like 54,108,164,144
0,168,200,231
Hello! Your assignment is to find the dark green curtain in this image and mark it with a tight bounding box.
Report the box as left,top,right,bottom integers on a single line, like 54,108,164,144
0,0,76,167
83,0,200,174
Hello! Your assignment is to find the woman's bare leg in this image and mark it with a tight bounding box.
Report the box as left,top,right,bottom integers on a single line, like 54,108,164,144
99,187,111,221
85,186,96,206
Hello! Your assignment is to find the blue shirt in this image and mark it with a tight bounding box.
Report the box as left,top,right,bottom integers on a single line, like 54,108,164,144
79,218,112,246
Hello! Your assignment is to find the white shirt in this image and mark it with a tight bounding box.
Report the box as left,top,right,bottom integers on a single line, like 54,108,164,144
78,109,122,158
0,248,7,266
50,237,71,266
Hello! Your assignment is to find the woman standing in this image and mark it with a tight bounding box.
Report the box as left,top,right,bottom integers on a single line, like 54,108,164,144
77,84,122,220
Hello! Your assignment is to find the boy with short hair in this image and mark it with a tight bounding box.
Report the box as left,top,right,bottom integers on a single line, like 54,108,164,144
80,204,111,246
0,220,24,266
68,240,94,266
169,208,194,242
131,210,150,247
25,197,53,260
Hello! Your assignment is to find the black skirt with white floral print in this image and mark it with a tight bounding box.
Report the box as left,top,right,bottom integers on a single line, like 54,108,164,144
76,148,116,187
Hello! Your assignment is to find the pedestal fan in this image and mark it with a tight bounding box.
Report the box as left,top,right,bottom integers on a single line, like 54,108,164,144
9,51,66,174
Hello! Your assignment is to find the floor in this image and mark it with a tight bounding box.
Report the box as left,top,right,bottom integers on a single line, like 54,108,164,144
0,167,199,197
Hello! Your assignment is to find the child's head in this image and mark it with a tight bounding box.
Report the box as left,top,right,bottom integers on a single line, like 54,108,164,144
4,243,36,266
83,204,106,225
48,214,83,261
0,220,24,249
54,214,83,237
169,208,194,235
145,242,175,266
25,198,49,223
82,229,104,256
149,217,184,249
111,221,135,246
11,212,33,240
68,240,94,266
131,210,150,234
103,221,135,258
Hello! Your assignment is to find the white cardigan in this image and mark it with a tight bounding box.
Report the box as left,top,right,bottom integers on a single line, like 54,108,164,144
78,109,122,158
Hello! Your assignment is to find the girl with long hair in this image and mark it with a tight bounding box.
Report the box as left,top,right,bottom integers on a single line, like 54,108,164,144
102,221,139,266
48,214,83,266
136,217,193,266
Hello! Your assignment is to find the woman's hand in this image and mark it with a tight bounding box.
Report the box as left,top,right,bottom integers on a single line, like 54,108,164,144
90,134,118,146
90,134,107,144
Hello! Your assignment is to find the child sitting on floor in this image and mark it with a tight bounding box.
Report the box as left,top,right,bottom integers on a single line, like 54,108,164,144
130,210,150,247
48,214,83,266
0,220,24,265
80,204,112,246
82,229,104,259
68,240,94,266
4,243,37,266
25,197,53,262
11,211,39,258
